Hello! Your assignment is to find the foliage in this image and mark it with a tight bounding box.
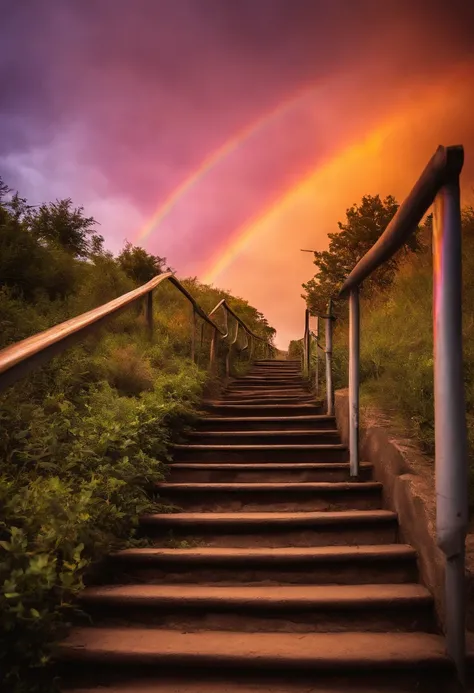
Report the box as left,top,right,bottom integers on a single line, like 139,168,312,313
0,176,274,691
117,241,169,285
302,194,424,317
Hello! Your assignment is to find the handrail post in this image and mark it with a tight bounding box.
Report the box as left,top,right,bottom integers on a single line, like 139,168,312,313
304,309,310,377
190,308,196,363
433,175,468,685
209,327,217,374
325,300,334,416
249,335,254,363
349,287,360,477
314,316,319,396
145,291,153,340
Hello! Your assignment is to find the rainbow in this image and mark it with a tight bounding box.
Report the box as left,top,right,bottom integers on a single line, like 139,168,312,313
133,83,322,244
201,77,459,285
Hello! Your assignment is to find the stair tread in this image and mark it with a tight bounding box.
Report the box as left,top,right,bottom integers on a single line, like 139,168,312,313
113,544,416,560
59,628,448,666
140,509,396,525
199,415,335,422
173,444,346,450
189,430,339,437
168,462,371,470
157,482,379,491
80,583,432,605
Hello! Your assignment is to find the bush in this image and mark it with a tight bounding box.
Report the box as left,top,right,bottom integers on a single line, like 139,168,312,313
0,179,275,691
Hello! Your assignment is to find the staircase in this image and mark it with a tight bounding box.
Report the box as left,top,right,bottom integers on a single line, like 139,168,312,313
60,360,455,692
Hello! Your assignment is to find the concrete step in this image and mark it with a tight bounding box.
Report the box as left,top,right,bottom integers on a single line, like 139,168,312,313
172,443,348,463
187,430,341,446
203,403,325,417
108,545,419,585
58,629,451,684
78,583,435,633
224,389,312,397
155,481,382,512
213,398,319,407
227,383,310,391
140,508,398,547
60,677,457,693
196,415,337,431
167,461,372,483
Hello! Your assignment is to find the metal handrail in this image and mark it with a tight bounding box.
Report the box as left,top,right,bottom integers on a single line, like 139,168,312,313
334,143,467,685
209,298,269,343
0,272,273,393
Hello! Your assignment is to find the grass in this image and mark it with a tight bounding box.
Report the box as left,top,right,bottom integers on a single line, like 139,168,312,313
331,209,474,507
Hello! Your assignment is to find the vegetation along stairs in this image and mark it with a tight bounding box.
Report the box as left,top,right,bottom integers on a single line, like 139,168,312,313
61,360,457,692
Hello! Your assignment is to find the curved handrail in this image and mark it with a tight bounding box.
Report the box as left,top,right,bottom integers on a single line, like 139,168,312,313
0,272,272,392
209,298,268,343
339,145,464,297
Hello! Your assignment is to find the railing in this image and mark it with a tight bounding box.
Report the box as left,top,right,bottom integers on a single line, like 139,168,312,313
302,303,335,414
209,298,274,372
0,272,273,394
304,145,466,684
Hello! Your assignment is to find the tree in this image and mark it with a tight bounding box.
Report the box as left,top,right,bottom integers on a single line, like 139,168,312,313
26,198,104,258
302,194,424,316
117,242,168,285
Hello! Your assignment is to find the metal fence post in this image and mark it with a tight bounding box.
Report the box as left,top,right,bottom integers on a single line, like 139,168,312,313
325,300,334,416
190,308,196,362
314,316,319,396
304,309,310,377
433,176,468,685
145,291,153,340
349,287,360,477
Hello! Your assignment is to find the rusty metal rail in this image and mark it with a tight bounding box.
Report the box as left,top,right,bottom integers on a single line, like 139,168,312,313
0,272,273,393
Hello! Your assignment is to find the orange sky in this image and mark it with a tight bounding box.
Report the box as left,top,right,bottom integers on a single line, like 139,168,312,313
202,67,474,349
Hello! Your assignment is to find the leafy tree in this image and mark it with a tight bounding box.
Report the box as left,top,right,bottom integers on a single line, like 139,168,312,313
26,198,104,258
117,242,168,285
302,194,424,316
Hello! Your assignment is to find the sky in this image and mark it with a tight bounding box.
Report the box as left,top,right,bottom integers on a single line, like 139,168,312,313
1,0,474,348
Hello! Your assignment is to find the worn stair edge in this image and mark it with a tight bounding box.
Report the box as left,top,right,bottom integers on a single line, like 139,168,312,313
79,583,433,610
58,628,450,670
167,462,370,471
155,482,382,492
188,430,340,438
140,508,395,527
172,444,347,451
197,415,336,423
111,544,417,564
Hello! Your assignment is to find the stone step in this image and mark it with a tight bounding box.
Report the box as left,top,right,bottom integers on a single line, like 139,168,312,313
58,629,451,683
78,583,435,633
216,397,318,407
156,481,382,512
227,383,310,391
187,430,341,446
140,508,398,547
60,677,456,693
108,545,418,585
203,403,325,417
224,389,313,398
172,443,348,463
167,461,371,483
196,415,337,431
